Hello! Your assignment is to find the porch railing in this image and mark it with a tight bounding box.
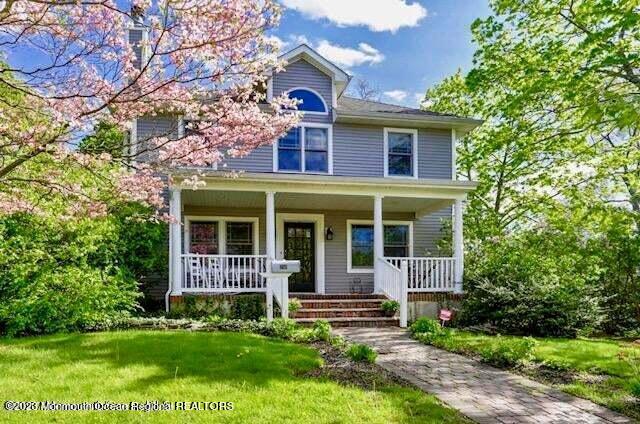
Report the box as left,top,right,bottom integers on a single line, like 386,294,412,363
385,257,456,292
180,254,268,292
377,258,408,327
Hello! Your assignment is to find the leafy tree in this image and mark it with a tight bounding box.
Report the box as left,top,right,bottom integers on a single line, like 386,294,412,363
425,0,640,334
0,1,299,219
468,0,640,222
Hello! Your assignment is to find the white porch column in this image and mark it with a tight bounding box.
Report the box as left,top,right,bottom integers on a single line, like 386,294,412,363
453,199,464,293
373,194,384,293
169,188,183,295
265,192,276,260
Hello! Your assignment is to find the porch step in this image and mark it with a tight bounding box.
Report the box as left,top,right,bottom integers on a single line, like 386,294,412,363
295,308,387,319
290,293,397,327
290,293,386,300
295,317,399,328
298,299,385,309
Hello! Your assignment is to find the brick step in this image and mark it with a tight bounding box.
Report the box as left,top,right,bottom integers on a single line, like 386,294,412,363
295,308,388,319
295,317,399,328
297,299,385,309
290,293,386,300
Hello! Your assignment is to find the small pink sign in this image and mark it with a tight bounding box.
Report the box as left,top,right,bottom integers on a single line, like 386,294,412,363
439,309,452,321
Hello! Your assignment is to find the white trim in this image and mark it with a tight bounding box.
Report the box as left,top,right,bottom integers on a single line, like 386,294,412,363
177,116,184,139
451,128,457,180
383,127,419,179
279,45,350,84
346,219,414,274
273,122,333,175
276,213,325,294
183,215,260,255
286,87,329,115
266,78,273,102
331,76,337,109
129,119,137,158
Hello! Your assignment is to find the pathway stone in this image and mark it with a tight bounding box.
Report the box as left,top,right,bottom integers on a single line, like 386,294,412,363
336,327,633,424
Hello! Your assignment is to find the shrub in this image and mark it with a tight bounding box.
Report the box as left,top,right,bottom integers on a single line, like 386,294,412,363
231,294,265,321
630,380,640,398
270,318,298,339
288,298,302,317
311,319,331,342
478,336,537,368
459,228,601,337
346,343,377,363
0,213,141,336
410,317,442,336
381,300,400,315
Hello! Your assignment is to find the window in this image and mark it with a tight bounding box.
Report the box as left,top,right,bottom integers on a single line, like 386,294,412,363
384,128,418,178
276,125,331,173
287,88,327,113
351,225,374,269
347,220,413,272
186,217,259,255
226,222,254,255
278,127,301,171
189,221,218,254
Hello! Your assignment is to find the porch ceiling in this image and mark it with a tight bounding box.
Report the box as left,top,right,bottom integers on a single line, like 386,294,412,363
182,190,453,216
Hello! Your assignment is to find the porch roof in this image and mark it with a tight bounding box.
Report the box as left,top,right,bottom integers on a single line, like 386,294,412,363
173,171,477,217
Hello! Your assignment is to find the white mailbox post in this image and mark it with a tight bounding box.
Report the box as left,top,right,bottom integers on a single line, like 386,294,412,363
262,260,300,321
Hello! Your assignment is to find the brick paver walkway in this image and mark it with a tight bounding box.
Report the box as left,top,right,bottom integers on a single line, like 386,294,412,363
336,327,633,424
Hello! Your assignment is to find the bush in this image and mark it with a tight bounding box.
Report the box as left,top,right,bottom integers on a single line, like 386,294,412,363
0,213,142,336
478,336,537,368
288,298,302,317
311,319,331,342
270,318,298,339
381,300,400,315
630,380,640,398
459,228,601,337
231,294,265,321
411,317,442,335
346,343,377,363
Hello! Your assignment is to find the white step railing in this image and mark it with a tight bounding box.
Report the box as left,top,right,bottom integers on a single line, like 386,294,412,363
180,254,267,292
385,257,456,292
377,258,408,327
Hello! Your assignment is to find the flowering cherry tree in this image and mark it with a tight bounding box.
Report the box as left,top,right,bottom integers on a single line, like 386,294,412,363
0,0,299,218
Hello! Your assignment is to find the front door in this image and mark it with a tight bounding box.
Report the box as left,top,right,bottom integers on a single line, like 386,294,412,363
284,222,315,292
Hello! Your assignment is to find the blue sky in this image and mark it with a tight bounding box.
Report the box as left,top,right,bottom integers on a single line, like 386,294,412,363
270,0,491,107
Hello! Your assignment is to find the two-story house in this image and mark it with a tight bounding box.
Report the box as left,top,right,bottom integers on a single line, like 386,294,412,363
135,44,480,327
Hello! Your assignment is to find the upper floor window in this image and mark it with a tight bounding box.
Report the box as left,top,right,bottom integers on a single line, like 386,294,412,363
384,128,418,178
287,88,328,114
275,124,332,174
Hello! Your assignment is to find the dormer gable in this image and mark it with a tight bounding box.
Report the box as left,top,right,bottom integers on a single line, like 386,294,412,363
267,44,351,109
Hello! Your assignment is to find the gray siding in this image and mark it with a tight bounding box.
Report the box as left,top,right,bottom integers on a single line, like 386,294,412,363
333,123,384,177
272,59,333,125
136,116,179,162
180,205,449,294
418,128,452,179
414,206,452,256
128,28,143,70
222,145,273,172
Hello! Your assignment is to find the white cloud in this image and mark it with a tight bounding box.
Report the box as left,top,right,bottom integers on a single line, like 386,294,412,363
264,35,285,51
384,90,408,102
315,40,384,69
280,0,427,33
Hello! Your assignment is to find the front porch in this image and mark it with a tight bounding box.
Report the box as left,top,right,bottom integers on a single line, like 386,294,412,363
167,172,476,327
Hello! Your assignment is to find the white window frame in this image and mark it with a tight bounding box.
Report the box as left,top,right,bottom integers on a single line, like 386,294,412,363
384,128,419,179
286,86,329,115
273,123,333,175
184,216,260,255
346,219,414,274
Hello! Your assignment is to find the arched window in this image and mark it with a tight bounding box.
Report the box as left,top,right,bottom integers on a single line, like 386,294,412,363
287,88,327,113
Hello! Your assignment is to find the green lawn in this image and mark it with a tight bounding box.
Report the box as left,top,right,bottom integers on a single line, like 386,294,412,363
0,331,465,423
424,330,640,419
